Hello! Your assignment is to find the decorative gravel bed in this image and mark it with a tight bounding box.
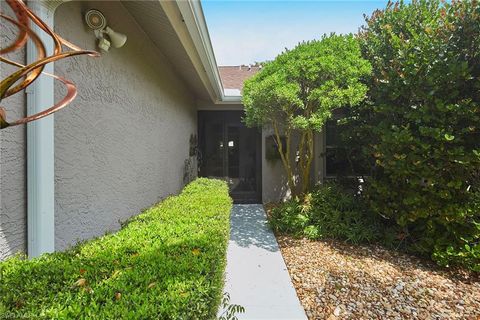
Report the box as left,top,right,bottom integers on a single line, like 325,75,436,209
277,236,480,320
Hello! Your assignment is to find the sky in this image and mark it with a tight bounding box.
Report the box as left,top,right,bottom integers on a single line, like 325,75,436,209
202,0,390,66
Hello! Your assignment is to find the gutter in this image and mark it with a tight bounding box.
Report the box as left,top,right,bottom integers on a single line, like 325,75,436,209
164,0,242,104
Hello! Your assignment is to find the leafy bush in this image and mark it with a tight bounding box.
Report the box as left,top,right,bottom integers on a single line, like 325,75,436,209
269,182,381,244
243,34,371,196
344,0,480,270
0,178,232,319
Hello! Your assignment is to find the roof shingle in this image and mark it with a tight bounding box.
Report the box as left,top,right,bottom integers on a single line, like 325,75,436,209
218,65,261,91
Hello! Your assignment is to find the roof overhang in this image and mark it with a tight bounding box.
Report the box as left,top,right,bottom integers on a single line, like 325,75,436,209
160,0,242,104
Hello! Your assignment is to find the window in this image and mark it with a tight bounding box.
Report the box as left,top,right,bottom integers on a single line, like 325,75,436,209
324,110,369,178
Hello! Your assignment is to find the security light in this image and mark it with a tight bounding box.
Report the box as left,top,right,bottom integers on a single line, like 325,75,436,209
85,9,127,52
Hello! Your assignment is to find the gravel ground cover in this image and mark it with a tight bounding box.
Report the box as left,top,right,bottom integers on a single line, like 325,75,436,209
277,236,480,320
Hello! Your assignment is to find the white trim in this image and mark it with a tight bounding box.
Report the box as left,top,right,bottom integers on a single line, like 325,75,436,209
176,1,223,99
221,95,243,104
172,0,242,104
26,1,64,257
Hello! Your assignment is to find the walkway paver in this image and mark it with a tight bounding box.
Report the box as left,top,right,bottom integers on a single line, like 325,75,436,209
221,204,307,320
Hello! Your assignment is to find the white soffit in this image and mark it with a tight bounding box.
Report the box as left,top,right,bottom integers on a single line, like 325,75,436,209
123,0,242,104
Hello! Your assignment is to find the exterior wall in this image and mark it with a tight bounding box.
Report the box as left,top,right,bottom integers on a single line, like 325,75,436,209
262,128,325,203
53,1,197,250
262,128,289,203
0,2,27,259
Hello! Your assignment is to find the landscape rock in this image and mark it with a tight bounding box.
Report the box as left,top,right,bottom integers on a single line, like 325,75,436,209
276,236,480,320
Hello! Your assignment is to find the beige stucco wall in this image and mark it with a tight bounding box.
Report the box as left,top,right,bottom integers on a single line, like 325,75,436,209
261,128,289,203
0,2,27,260
53,1,197,250
262,128,325,203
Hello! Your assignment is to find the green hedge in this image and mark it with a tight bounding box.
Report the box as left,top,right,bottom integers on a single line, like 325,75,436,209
0,178,232,319
343,0,480,271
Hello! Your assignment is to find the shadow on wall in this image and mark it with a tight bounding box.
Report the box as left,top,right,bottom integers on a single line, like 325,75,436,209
273,176,291,202
0,2,27,260
229,205,279,252
262,128,303,203
264,159,292,203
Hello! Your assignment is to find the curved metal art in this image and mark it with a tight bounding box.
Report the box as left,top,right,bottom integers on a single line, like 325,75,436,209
0,0,99,129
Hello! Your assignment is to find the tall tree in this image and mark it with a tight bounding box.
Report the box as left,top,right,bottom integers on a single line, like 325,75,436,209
243,34,371,197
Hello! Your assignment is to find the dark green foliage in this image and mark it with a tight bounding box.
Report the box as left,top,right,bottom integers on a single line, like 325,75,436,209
243,34,371,196
269,183,381,244
0,178,232,319
345,0,480,271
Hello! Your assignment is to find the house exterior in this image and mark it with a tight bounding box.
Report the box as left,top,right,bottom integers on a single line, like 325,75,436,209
0,0,325,260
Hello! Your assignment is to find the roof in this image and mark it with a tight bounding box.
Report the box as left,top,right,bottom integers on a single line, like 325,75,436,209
218,66,261,95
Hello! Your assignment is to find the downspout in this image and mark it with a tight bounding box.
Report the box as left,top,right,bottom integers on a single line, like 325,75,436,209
26,0,64,258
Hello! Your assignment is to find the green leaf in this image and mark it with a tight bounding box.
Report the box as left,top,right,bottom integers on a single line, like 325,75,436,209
444,134,455,141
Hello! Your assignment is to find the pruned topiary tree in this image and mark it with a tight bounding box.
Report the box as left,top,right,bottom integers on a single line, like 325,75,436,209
243,34,371,197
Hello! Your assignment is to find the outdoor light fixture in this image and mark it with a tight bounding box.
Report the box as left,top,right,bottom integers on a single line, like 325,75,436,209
85,9,127,52
0,0,99,130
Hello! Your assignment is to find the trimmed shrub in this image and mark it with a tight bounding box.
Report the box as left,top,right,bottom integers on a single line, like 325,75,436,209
269,183,381,244
344,0,480,271
0,178,232,319
243,34,371,197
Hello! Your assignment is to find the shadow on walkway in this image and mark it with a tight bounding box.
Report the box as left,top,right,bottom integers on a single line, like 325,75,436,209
222,204,307,320
230,204,279,252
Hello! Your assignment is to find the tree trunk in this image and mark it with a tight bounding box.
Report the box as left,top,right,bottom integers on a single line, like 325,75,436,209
272,121,316,199
273,121,297,196
300,130,314,195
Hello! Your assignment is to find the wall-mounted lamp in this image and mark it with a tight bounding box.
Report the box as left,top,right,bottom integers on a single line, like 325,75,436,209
85,9,127,52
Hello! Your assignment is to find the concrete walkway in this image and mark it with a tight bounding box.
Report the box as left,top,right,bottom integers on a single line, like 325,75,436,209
221,204,307,320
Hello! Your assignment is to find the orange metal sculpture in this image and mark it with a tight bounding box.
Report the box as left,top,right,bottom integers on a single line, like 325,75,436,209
0,0,99,129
